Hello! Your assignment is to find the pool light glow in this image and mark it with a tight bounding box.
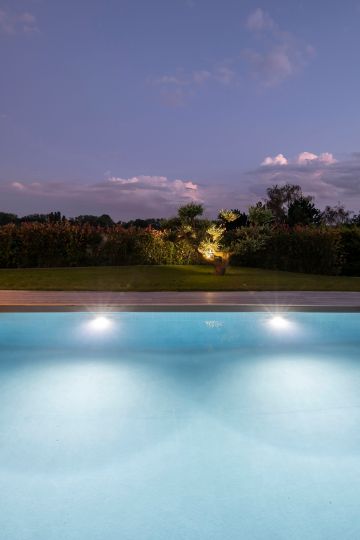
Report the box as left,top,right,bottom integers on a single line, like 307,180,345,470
268,315,291,331
88,315,112,332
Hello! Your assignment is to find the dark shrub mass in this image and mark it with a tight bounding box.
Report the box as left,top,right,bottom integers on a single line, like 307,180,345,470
339,228,360,276
0,223,201,268
230,227,344,275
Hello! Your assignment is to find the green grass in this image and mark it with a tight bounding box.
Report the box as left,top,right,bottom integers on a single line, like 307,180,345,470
0,265,359,291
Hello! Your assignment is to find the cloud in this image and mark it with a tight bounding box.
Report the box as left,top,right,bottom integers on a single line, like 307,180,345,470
296,151,337,165
261,153,288,166
243,8,314,86
246,8,275,32
1,175,203,219
262,151,337,167
153,63,237,106
0,8,38,35
3,154,358,220
249,152,360,210
11,181,26,190
153,8,313,104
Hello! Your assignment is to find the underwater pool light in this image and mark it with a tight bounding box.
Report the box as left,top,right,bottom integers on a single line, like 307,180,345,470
88,315,112,332
268,315,291,331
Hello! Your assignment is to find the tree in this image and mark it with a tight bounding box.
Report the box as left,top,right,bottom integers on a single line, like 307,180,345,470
351,212,360,226
0,212,18,225
20,212,63,223
122,218,162,229
73,214,114,227
287,197,322,226
265,184,303,223
218,209,248,230
177,203,204,226
321,205,352,226
248,202,274,226
198,224,231,275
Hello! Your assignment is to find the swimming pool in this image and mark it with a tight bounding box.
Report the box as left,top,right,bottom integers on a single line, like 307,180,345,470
1,311,360,540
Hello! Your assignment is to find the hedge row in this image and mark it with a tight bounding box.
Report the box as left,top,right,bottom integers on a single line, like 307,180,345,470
0,223,201,267
231,226,360,276
0,222,359,275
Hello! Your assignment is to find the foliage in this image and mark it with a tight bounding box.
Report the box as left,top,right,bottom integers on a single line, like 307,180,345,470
339,227,360,275
218,209,241,223
0,212,18,226
0,223,200,268
248,202,274,226
72,214,114,227
321,204,352,226
230,226,343,275
177,203,204,225
0,183,359,275
287,197,322,226
265,184,303,223
198,224,226,258
218,209,248,230
20,212,64,223
229,226,272,266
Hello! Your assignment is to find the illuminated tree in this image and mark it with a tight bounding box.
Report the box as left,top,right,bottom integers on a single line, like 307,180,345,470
198,224,232,275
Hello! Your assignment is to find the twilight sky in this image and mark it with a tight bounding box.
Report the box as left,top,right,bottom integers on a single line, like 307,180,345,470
1,0,360,219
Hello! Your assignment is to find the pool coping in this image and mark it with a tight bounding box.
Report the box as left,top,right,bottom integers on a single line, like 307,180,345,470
0,290,359,311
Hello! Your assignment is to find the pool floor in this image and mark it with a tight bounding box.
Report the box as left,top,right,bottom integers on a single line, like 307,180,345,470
1,312,360,539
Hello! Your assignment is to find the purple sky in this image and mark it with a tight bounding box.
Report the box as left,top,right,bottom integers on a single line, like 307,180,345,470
1,0,360,219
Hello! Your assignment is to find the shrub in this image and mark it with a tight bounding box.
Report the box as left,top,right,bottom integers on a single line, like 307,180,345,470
0,223,200,268
339,227,360,276
230,226,344,275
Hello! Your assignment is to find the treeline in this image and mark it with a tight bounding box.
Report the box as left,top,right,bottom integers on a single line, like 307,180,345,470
0,211,167,229
0,184,359,275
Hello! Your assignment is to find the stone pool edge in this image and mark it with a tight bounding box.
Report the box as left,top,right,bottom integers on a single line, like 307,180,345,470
0,291,359,311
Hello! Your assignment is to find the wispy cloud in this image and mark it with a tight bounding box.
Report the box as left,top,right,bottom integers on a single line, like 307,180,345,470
153,63,237,106
153,8,314,104
246,7,275,32
0,8,38,35
243,8,314,87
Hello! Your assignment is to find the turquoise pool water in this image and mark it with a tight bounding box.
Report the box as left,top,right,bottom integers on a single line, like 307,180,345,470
0,311,360,540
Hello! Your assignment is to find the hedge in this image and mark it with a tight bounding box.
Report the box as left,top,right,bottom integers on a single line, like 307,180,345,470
0,222,358,276
231,226,345,275
339,227,360,276
0,223,200,268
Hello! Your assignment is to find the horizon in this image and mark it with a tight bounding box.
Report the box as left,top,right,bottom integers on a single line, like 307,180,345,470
1,0,360,219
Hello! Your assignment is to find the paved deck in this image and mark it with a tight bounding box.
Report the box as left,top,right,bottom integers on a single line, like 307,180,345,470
0,290,359,310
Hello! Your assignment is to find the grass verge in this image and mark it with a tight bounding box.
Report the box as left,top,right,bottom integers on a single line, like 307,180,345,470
0,265,359,291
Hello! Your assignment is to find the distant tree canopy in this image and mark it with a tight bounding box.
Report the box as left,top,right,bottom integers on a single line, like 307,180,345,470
20,211,64,223
0,212,18,226
72,214,114,227
321,204,352,226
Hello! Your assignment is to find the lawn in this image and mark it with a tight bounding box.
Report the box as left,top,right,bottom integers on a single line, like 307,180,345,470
0,265,359,291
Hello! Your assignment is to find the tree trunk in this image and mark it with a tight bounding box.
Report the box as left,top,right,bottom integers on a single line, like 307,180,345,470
213,257,228,276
